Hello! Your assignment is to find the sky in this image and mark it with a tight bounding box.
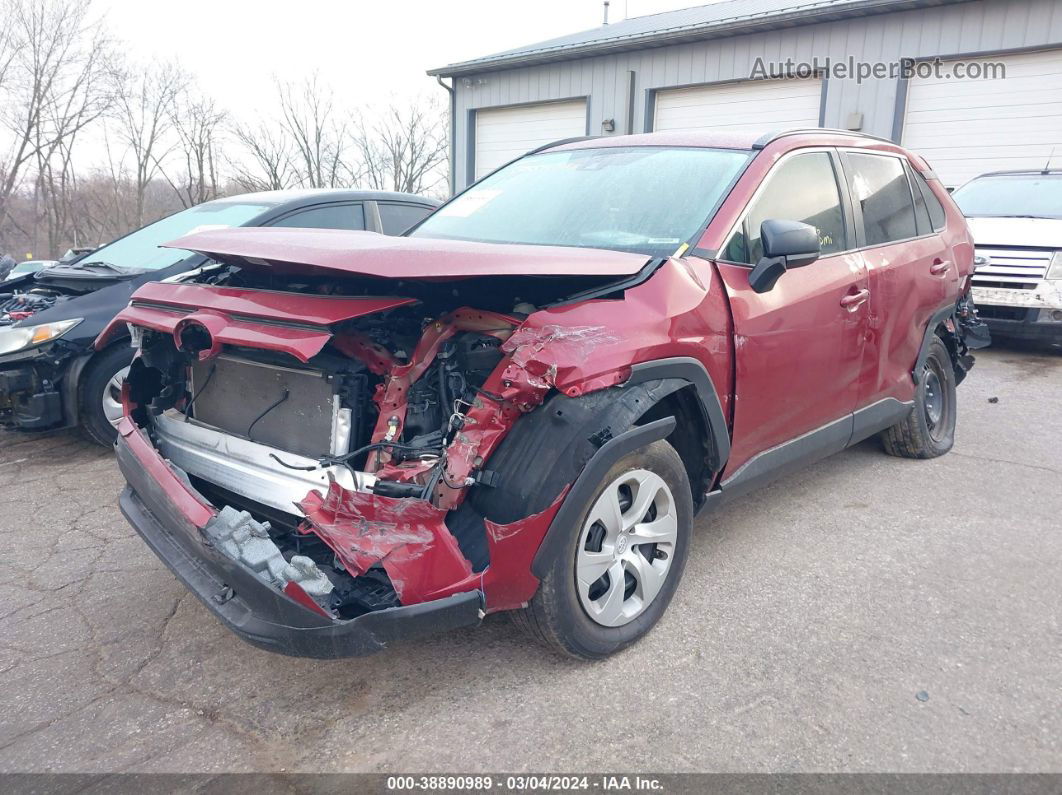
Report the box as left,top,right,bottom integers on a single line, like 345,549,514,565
95,0,720,117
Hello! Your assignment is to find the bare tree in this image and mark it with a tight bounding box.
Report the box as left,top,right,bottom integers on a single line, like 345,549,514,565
34,114,81,256
228,75,355,192
0,0,114,235
0,1,21,96
354,97,448,196
229,122,298,192
162,89,227,207
110,59,186,226
276,74,352,188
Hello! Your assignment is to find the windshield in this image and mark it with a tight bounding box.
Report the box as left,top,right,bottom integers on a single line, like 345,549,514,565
76,200,272,271
952,174,1062,219
411,146,751,256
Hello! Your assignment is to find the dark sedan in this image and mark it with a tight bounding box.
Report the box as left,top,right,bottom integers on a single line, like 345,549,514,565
0,189,439,444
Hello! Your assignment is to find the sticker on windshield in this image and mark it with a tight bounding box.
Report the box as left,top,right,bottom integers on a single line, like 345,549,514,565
438,189,502,218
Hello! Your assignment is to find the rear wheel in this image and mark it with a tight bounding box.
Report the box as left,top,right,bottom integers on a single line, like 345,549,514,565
511,439,693,659
881,335,956,459
79,345,133,446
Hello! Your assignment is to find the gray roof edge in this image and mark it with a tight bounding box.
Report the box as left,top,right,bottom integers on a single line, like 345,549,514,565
428,0,949,77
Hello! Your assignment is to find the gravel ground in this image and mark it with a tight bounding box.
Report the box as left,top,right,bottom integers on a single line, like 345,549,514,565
0,344,1058,774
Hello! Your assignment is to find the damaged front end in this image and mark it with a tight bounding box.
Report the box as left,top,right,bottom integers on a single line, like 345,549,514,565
101,234,670,657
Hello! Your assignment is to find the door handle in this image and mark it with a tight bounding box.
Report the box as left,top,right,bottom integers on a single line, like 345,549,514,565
840,288,870,310
930,259,951,275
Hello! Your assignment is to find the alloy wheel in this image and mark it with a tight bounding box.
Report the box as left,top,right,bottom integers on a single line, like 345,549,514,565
102,366,130,429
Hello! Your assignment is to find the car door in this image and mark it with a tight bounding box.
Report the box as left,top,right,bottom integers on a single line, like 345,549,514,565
714,149,869,480
838,151,949,412
268,202,366,230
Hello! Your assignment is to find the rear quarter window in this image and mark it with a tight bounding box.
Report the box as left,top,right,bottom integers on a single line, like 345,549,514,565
905,162,933,236
912,171,947,231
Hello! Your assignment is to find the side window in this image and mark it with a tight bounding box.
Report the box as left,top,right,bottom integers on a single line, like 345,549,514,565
270,203,365,230
905,161,932,236
728,152,847,264
912,170,946,231
379,203,433,235
845,153,918,246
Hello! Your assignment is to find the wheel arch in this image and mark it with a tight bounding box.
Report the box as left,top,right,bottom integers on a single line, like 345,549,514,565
913,301,973,386
626,357,730,482
913,304,957,383
465,356,728,580
74,335,134,439
76,334,132,398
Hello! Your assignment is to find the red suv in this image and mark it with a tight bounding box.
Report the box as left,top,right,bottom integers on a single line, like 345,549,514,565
100,129,988,659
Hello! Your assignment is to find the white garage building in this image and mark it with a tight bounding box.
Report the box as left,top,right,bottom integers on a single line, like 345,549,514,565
429,0,1062,191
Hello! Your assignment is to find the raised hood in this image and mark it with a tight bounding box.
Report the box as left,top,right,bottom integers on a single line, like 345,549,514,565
163,227,652,279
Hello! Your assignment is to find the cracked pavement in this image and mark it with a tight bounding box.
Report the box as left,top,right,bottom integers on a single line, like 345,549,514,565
0,346,1058,773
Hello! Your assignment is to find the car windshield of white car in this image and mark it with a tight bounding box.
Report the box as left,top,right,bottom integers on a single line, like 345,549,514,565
952,173,1062,220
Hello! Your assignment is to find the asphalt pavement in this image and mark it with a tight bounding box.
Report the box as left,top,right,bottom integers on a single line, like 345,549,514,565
0,344,1058,773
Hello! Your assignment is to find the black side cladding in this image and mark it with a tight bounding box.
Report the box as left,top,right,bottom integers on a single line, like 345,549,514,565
469,378,696,525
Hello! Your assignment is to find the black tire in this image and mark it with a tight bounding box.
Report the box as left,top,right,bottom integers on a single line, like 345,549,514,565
881,335,956,459
79,344,134,446
511,439,693,660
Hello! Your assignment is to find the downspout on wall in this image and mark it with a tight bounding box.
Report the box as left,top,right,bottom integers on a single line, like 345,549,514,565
436,75,457,197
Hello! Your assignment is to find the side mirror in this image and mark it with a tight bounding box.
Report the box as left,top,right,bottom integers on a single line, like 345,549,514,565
748,219,821,294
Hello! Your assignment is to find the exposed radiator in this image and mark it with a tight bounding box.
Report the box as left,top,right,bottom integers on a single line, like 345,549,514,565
189,355,351,459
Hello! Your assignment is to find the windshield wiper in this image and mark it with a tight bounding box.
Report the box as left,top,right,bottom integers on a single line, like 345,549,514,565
73,260,143,272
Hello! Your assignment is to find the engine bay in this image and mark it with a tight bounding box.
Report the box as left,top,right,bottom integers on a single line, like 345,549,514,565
118,263,626,620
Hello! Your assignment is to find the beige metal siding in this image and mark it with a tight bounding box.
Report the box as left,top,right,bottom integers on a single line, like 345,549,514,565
474,100,587,179
451,0,1062,189
654,78,821,132
902,49,1062,187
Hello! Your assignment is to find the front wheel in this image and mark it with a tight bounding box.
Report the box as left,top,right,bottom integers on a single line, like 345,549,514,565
79,345,133,446
511,439,693,659
881,335,957,459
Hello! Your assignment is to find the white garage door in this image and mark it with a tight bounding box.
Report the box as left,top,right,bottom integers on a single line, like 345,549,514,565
654,78,822,133
902,49,1062,188
474,100,587,180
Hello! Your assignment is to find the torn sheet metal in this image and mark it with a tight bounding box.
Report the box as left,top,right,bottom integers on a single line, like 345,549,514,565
479,487,569,611
298,479,473,605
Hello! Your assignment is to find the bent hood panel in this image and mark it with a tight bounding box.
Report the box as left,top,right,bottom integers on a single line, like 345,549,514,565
163,227,651,279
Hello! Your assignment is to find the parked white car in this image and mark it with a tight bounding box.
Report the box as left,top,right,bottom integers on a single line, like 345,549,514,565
951,170,1062,343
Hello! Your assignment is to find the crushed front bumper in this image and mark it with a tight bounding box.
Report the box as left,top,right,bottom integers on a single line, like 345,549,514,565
974,306,1062,342
971,284,1062,343
116,423,484,658
0,360,64,430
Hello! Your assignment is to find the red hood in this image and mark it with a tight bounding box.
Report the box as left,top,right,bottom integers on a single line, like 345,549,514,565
163,227,651,279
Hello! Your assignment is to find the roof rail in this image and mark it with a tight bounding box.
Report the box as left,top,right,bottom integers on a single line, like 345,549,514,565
528,135,601,155
974,168,1062,177
752,127,897,149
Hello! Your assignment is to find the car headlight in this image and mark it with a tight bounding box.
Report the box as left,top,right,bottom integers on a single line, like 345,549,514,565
1047,251,1062,280
0,318,83,356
